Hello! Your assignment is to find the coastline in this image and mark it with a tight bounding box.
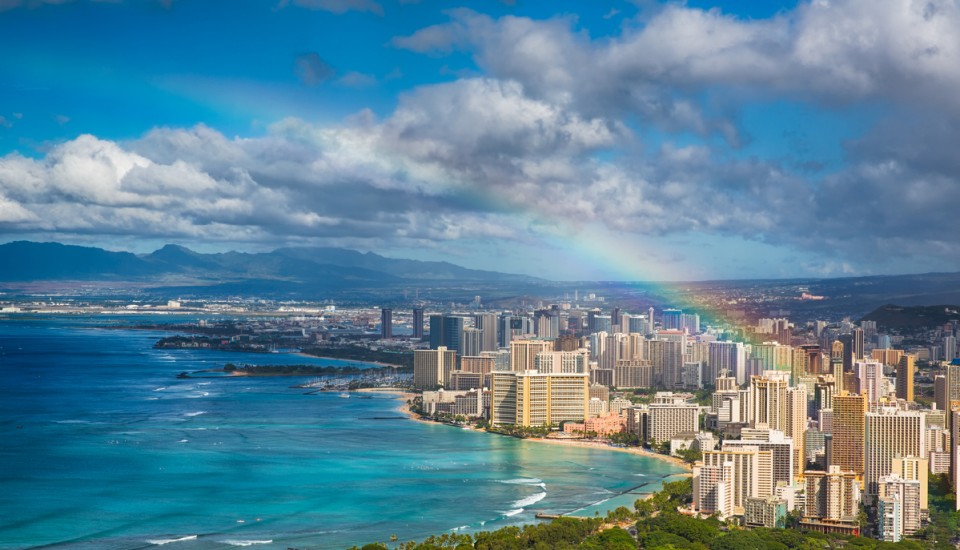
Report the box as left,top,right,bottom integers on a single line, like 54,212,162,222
373,391,692,472
294,352,405,370
525,438,692,472
352,387,428,423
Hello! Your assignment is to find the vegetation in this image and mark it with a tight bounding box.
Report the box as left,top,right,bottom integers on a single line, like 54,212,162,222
221,363,412,376
675,447,702,464
302,344,414,368
486,423,555,439
916,473,960,549
350,476,939,550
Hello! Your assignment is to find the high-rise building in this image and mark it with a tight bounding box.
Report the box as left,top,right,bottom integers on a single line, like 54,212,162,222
460,355,494,375
533,350,588,374
693,461,735,518
462,327,484,357
648,395,700,445
681,313,701,335
490,370,589,427
725,429,794,488
709,341,747,385
803,466,860,523
429,315,464,354
872,349,905,367
662,308,683,330
830,392,866,475
614,359,654,389
878,474,922,538
413,347,457,389
855,360,885,405
380,308,392,339
498,314,532,347
744,495,789,528
593,315,612,334
945,336,958,362
750,372,789,431
412,308,424,339
586,309,601,334
751,342,793,373
839,334,855,371
892,456,928,516
864,408,925,497
787,385,808,479
533,309,559,339
877,492,903,543
509,339,553,372
944,365,960,410
474,313,498,354
896,355,915,402
648,338,685,388
701,446,774,513
853,328,865,361
625,315,647,334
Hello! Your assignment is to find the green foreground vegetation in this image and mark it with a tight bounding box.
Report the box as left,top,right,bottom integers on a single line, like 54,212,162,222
351,477,959,550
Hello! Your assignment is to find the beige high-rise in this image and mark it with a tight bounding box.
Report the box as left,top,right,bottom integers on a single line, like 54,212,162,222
896,355,915,402
701,446,774,514
830,392,866,476
864,408,925,497
490,370,589,427
509,339,553,372
413,347,457,389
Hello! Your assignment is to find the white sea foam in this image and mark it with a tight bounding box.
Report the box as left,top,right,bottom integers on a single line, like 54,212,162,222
503,509,524,517
184,411,206,417
177,439,189,443
450,525,468,531
511,491,546,508
219,540,272,547
146,535,197,545
153,387,167,392
498,478,542,485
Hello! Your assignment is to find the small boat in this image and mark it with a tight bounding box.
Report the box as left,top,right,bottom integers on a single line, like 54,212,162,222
338,392,350,398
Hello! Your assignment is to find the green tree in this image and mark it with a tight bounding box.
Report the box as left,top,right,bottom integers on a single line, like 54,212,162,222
579,527,636,550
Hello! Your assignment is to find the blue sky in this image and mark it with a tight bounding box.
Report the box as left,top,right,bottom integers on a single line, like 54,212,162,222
1,0,959,281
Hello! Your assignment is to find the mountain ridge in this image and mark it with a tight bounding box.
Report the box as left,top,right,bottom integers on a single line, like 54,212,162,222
0,240,539,286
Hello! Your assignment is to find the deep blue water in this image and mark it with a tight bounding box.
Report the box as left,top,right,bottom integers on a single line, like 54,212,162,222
0,316,683,549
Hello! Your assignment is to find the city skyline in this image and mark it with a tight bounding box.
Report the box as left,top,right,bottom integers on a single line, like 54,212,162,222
2,1,960,281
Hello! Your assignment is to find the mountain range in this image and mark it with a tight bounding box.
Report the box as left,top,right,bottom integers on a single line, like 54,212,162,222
0,241,537,290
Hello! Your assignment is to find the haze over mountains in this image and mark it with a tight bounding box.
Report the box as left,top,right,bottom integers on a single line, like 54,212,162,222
4,241,960,317
0,241,537,287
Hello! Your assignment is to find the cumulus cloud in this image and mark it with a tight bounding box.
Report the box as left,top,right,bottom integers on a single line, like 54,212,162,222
394,1,960,130
0,73,949,271
3,1,960,275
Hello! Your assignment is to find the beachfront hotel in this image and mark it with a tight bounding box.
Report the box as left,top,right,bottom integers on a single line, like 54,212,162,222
490,370,589,427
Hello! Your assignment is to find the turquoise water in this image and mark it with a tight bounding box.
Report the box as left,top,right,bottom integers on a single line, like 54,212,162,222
0,316,683,549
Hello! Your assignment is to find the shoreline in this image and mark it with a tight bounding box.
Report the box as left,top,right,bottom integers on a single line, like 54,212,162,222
293,352,406,370
374,391,692,473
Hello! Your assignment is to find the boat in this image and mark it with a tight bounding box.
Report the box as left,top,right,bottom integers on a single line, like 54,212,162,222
338,392,350,398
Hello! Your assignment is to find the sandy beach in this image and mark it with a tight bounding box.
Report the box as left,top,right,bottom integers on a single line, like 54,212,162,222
527,437,692,472
372,390,692,472
352,387,430,423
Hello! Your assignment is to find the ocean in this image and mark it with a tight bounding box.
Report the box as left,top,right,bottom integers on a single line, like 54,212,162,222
0,315,684,549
